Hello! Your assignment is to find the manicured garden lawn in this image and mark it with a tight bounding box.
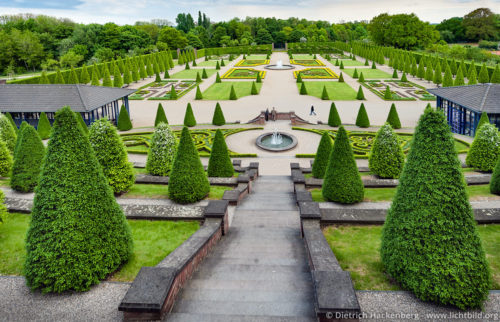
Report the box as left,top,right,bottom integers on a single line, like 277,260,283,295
310,184,494,202
338,59,365,66
245,55,267,60
197,61,218,67
323,224,500,290
296,81,357,100
202,81,262,100
0,213,199,281
171,69,217,79
122,184,233,200
342,68,392,79
292,54,315,60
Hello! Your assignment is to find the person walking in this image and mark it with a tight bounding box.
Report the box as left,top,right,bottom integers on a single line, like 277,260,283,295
271,107,277,121
310,105,316,116
265,108,269,121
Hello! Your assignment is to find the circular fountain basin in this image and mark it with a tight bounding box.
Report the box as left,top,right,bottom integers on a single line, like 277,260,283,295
264,64,295,70
256,132,298,152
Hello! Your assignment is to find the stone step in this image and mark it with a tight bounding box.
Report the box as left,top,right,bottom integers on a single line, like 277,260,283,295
208,245,306,258
166,312,316,322
192,263,311,279
177,288,314,303
171,299,316,318
185,277,313,293
199,256,305,267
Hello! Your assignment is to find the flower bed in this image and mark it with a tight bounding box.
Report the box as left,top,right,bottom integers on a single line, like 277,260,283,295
121,128,263,157
235,59,270,67
290,59,325,66
221,68,266,79
293,127,469,158
130,80,196,100
293,68,338,79
360,80,435,101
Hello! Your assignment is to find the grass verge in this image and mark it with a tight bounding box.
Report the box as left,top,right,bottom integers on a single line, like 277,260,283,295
202,81,262,100
296,81,357,100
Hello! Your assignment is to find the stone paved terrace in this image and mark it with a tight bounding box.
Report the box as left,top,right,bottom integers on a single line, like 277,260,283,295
167,175,317,321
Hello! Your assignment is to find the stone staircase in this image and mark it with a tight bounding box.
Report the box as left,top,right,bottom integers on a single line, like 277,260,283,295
167,176,316,321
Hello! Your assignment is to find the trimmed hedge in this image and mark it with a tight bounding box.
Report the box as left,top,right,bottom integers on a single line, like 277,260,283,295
355,103,370,128
89,118,135,194
184,103,197,127
25,106,133,293
11,125,45,192
327,102,341,127
312,132,332,179
381,108,490,309
386,104,401,129
322,126,364,203
368,123,404,179
0,114,17,153
168,127,210,203
146,123,177,176
117,105,133,131
0,139,12,177
212,103,226,126
207,129,234,177
76,113,89,135
466,123,500,172
154,103,168,126
37,112,52,140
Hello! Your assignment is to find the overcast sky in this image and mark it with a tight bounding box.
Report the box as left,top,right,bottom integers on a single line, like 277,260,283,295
0,0,498,25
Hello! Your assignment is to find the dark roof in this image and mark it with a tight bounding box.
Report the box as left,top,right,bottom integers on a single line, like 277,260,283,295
0,84,136,113
427,84,500,114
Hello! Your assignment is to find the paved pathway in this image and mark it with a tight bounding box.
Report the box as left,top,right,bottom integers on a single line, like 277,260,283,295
167,176,316,321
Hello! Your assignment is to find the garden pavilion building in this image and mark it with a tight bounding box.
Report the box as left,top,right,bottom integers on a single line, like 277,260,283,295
428,83,500,136
0,84,135,127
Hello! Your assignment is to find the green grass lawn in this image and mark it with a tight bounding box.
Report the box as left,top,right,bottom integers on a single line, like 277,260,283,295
296,81,357,100
0,213,199,282
342,68,392,79
121,184,233,200
202,81,262,100
310,184,494,203
292,54,315,60
171,69,217,79
196,61,218,67
338,59,365,66
323,224,500,290
245,55,267,60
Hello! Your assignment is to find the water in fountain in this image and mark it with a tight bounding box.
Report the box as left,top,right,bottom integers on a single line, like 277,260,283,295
276,60,283,68
270,128,283,145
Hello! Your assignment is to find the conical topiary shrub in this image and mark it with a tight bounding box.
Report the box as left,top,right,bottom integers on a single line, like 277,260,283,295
475,112,489,135
358,72,365,82
256,72,262,83
24,106,133,293
392,69,398,78
478,64,489,84
76,113,89,135
169,127,210,203
251,81,258,95
371,61,376,69
320,85,329,100
369,123,404,178
0,139,12,177
355,103,370,128
89,118,135,194
212,103,226,126
155,103,168,126
386,103,401,129
164,70,170,79
184,103,197,127
339,61,344,69
312,132,332,179
207,129,233,177
202,68,208,79
296,73,302,83
322,126,364,203
196,72,202,83
37,112,52,140
353,68,359,79
215,72,221,83
338,73,344,82
328,102,341,127
300,82,308,95
466,123,500,172
384,86,392,100
356,85,365,100
146,123,177,176
490,153,500,194
117,105,133,131
5,113,17,133
400,72,408,82
216,61,220,70
229,85,237,100
169,85,178,100
10,124,45,192
0,114,17,153
195,85,203,100
155,72,161,83
13,122,28,158
185,62,190,70
381,108,490,309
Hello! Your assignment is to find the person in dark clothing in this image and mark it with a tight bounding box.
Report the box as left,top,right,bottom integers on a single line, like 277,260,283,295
265,108,269,121
310,105,316,115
